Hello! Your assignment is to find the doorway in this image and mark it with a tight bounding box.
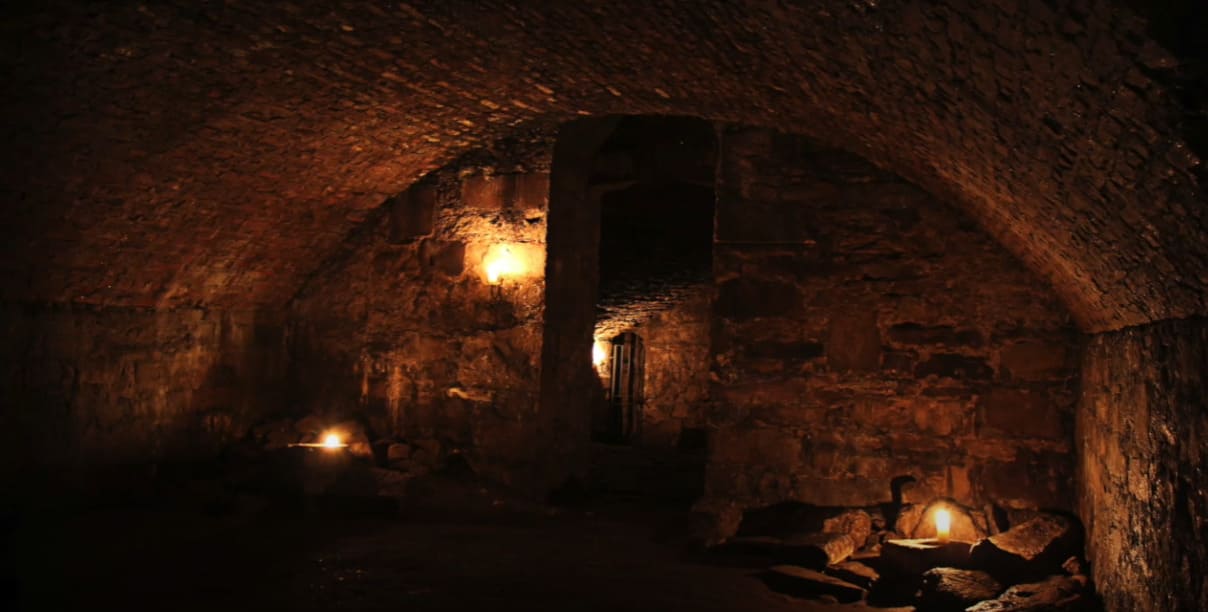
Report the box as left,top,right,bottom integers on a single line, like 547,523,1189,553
603,331,645,443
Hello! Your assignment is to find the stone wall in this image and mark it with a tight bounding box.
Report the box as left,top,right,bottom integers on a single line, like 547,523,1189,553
634,288,712,448
706,126,1079,512
287,145,553,491
1078,317,1208,611
0,302,285,490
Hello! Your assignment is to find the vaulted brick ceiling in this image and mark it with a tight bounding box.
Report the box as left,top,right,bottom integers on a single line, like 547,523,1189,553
2,1,1205,332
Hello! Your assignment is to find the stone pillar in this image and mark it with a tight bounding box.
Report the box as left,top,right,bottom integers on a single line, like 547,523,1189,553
535,116,619,494
1078,317,1208,611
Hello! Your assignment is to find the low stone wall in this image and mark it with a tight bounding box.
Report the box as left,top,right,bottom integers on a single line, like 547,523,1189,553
0,302,286,489
705,126,1079,512
1078,317,1208,611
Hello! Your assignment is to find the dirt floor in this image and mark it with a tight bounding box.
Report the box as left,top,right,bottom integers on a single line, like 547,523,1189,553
4,480,903,612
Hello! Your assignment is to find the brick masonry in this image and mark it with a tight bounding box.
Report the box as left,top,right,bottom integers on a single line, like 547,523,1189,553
1,1,1204,332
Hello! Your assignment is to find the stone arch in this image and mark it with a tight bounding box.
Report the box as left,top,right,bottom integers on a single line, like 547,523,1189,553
2,1,1204,331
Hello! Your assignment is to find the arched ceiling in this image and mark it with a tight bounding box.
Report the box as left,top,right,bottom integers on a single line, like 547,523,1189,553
1,0,1205,332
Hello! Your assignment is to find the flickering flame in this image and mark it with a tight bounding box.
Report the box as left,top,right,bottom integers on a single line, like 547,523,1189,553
321,432,344,449
934,508,952,542
484,246,524,284
592,341,608,367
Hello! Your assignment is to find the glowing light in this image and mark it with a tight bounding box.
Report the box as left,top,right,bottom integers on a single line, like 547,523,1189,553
321,432,344,449
934,508,952,542
592,341,608,367
484,246,524,284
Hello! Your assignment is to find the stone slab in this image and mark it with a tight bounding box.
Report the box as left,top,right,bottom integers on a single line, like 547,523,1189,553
880,538,974,578
762,565,866,603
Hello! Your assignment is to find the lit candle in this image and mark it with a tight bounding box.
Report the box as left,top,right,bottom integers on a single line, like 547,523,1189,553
934,508,952,543
484,246,523,284
592,341,607,367
321,432,344,450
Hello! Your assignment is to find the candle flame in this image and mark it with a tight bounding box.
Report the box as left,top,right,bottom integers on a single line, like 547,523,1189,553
934,508,952,542
321,432,344,449
592,341,608,367
484,246,523,284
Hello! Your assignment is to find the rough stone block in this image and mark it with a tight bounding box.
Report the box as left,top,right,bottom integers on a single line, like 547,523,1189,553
822,509,874,550
970,514,1082,582
965,574,1088,611
420,240,466,276
762,565,866,603
911,399,970,437
389,184,437,242
826,309,882,371
745,340,825,362
978,388,1063,439
717,379,813,425
512,172,550,210
888,323,984,348
825,560,880,590
915,354,994,380
710,427,801,468
881,539,975,578
881,350,917,373
715,278,801,319
386,442,411,463
1000,340,1068,381
715,191,820,243
918,567,1003,611
461,173,512,210
973,454,1073,511
780,532,856,567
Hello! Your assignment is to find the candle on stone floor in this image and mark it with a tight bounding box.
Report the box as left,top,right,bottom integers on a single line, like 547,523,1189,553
321,431,345,450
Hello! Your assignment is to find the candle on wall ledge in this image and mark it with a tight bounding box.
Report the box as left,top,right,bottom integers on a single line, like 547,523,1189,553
484,245,524,285
592,341,608,367
934,507,952,543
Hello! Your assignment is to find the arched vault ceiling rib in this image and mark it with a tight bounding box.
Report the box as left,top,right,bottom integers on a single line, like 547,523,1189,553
1,0,1204,332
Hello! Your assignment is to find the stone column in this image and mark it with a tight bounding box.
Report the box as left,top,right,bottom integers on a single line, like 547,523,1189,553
1078,317,1208,611
535,116,619,495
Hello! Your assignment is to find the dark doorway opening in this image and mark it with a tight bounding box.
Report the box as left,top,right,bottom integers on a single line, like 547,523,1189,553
588,116,715,448
577,115,715,507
